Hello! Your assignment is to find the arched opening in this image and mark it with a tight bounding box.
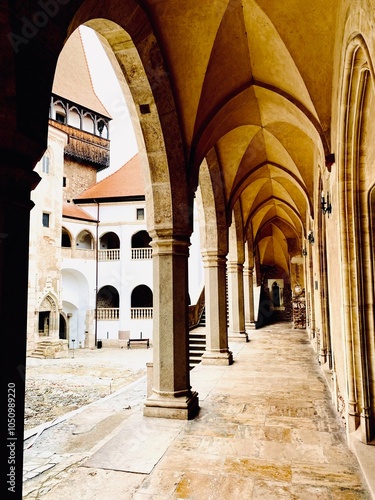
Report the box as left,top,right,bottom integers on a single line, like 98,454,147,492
99,232,120,261
38,311,50,336
131,285,153,307
97,285,119,320
59,314,67,339
82,113,95,133
338,37,375,442
37,294,59,339
68,108,81,129
131,284,153,319
61,228,72,248
52,101,66,123
76,230,93,249
131,230,152,259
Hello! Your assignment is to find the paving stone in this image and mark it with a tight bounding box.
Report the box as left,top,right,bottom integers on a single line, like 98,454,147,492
22,324,372,498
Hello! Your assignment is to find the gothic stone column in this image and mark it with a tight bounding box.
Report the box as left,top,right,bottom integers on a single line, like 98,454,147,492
0,164,40,497
227,261,248,342
201,253,233,365
244,265,256,331
144,234,199,419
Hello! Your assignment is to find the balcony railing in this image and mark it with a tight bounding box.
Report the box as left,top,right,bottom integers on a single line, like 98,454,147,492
131,307,153,319
97,308,119,320
131,247,152,260
98,249,120,261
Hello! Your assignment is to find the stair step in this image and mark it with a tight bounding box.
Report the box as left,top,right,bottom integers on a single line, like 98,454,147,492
190,357,203,363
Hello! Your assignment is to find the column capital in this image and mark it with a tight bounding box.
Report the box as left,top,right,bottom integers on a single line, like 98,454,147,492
227,261,244,273
243,265,254,276
201,252,227,268
149,232,190,257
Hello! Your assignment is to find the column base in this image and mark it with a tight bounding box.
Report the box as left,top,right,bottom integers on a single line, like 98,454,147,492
360,410,372,444
347,402,360,434
245,322,256,331
202,350,233,365
144,391,199,420
228,331,249,342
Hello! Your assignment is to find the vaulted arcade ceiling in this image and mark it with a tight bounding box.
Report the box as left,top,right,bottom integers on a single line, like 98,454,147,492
5,0,340,274
134,0,339,272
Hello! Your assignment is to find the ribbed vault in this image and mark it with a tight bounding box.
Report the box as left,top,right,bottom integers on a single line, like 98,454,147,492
15,0,339,278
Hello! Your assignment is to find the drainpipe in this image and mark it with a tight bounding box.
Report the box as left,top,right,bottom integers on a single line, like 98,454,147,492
94,200,100,347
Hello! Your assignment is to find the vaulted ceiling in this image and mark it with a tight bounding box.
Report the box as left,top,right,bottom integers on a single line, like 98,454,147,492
5,0,340,276
138,0,339,273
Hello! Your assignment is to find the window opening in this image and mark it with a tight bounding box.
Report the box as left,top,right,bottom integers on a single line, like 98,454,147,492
136,208,145,220
42,213,50,228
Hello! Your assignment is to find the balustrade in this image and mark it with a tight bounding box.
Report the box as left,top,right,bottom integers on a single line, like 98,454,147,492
131,247,152,260
131,307,153,319
97,308,119,320
98,249,120,261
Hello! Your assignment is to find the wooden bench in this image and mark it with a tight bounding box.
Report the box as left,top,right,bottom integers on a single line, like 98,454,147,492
127,338,150,349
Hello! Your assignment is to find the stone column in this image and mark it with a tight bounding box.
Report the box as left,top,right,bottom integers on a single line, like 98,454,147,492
201,253,233,365
144,234,199,419
227,261,248,342
0,163,40,497
244,265,256,331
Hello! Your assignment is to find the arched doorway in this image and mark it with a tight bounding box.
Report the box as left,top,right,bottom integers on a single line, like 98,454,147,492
59,314,67,340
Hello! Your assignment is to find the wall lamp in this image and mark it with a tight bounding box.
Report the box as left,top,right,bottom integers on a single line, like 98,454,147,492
321,191,332,216
307,231,314,244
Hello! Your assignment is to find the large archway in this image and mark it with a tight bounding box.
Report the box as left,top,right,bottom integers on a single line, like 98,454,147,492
337,35,375,443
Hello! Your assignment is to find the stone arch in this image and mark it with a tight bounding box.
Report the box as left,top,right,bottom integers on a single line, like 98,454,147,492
71,13,191,237
76,229,94,249
131,230,151,249
100,231,120,249
61,269,91,348
197,151,228,256
61,227,72,248
338,35,375,443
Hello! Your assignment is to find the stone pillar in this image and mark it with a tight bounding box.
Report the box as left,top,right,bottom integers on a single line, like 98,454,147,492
144,234,199,419
227,261,248,342
0,163,40,497
201,253,233,365
244,265,256,331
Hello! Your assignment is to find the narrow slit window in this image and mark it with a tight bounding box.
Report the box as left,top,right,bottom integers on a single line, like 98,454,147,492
42,213,50,228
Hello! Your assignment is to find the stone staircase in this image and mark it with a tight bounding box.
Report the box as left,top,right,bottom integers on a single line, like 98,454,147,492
29,339,69,359
189,308,206,369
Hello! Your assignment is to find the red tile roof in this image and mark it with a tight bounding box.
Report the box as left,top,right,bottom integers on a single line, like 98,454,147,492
62,203,97,221
75,154,145,201
53,28,111,118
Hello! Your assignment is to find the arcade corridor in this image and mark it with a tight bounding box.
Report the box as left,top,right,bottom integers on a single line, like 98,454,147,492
23,323,372,498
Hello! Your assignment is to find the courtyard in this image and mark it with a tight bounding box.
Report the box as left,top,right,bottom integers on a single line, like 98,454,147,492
25,346,151,430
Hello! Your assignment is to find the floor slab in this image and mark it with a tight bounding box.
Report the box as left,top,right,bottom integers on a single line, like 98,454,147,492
23,323,373,499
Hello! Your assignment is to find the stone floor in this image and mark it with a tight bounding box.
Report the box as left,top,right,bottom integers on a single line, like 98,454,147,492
23,323,374,499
